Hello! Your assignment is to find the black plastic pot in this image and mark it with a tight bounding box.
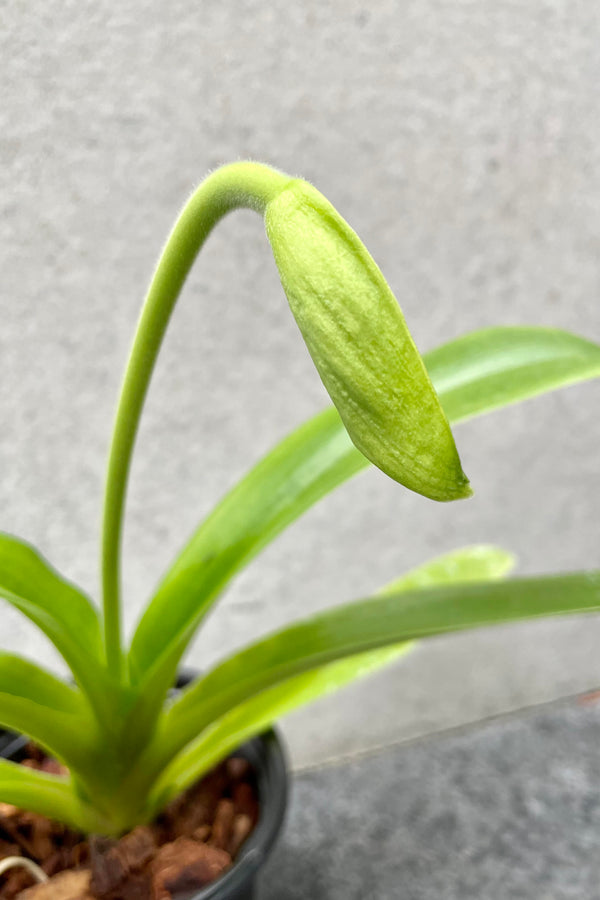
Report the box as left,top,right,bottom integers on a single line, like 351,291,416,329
0,720,288,900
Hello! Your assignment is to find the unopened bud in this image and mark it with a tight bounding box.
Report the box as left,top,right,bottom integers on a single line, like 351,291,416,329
265,179,470,502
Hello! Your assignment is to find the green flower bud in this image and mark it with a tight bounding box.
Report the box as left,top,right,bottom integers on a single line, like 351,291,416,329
265,179,471,502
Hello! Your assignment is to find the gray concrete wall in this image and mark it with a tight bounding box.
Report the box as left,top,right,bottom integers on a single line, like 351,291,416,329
1,0,599,767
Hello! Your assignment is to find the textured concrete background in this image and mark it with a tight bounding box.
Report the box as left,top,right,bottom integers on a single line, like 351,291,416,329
0,1,599,766
264,699,600,898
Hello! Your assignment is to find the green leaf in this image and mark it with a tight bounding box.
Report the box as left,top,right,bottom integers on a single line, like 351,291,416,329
265,179,470,502
128,325,600,698
149,645,411,813
0,533,114,720
151,568,600,769
0,758,107,833
128,406,366,686
425,326,600,424
0,653,95,769
146,545,515,807
380,544,515,594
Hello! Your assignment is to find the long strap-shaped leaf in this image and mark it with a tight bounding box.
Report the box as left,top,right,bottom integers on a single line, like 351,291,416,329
129,406,365,685
425,326,600,423
0,654,95,769
143,545,514,808
0,759,107,833
148,646,413,814
150,569,600,769
0,533,114,720
128,326,600,688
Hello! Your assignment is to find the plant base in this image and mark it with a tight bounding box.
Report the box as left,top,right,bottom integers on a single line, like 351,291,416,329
0,730,287,900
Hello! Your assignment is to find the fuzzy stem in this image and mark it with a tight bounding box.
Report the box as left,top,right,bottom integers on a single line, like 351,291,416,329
101,162,292,679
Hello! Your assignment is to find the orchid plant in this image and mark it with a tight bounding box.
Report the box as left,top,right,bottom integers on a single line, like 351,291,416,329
0,162,599,837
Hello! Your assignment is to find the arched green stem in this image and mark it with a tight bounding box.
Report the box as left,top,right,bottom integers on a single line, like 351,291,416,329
101,162,293,679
